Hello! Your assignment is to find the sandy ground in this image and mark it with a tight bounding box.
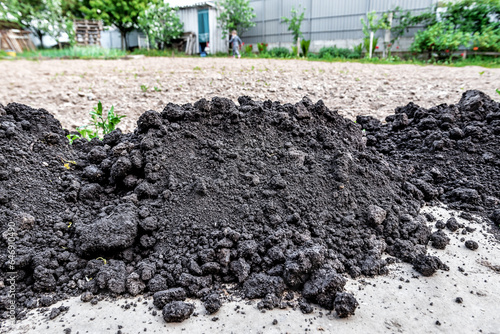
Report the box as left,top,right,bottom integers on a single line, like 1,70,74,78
0,57,499,133
4,206,500,334
1,57,499,333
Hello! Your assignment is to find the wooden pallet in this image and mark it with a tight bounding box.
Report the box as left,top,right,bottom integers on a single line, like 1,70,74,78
74,20,103,46
0,29,36,53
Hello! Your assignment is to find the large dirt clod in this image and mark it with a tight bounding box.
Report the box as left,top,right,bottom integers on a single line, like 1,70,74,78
0,90,498,323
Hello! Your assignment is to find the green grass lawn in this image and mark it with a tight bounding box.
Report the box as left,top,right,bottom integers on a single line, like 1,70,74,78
3,46,500,68
16,46,126,60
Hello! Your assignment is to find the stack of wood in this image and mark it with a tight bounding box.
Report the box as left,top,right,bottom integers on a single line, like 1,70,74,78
74,20,103,46
0,29,36,53
184,32,197,55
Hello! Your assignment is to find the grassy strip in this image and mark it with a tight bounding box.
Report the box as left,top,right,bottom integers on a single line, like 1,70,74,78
304,55,500,68
207,50,500,68
129,48,187,57
16,46,126,60
4,46,500,68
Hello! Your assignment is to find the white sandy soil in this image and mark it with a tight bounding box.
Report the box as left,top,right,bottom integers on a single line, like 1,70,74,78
0,58,499,133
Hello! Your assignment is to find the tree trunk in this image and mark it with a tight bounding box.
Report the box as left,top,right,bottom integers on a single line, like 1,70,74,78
36,30,44,49
120,30,129,51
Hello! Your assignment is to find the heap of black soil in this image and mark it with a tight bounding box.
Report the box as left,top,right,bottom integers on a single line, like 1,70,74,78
0,91,497,323
358,90,500,218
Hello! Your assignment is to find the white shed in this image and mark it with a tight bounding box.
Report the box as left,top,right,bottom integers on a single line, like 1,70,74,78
169,0,228,54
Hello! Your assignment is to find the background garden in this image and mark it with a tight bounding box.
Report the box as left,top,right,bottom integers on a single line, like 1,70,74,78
0,0,500,67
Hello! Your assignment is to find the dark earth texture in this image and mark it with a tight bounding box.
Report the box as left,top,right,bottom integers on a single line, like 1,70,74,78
0,90,498,323
358,90,500,215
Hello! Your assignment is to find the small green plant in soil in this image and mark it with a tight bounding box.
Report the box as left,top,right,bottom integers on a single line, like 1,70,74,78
67,101,125,143
141,85,149,92
154,86,161,92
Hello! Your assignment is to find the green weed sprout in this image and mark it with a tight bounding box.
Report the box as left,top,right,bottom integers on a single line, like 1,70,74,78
67,101,125,144
154,86,161,92
496,88,500,96
141,85,149,92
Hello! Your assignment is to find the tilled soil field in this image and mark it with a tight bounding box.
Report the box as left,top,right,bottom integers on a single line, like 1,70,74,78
0,58,500,132
0,88,499,327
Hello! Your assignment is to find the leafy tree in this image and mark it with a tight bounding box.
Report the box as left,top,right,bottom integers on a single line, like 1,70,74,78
61,0,91,18
33,0,74,48
1,0,45,47
440,0,500,34
80,0,150,50
360,11,384,54
0,0,73,48
138,2,183,49
216,0,256,38
281,5,305,43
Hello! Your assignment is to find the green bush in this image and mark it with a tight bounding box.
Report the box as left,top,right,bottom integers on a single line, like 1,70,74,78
472,26,500,52
411,22,470,56
363,37,379,54
244,44,253,54
301,39,311,57
257,42,268,53
269,47,290,58
318,46,360,59
353,43,363,55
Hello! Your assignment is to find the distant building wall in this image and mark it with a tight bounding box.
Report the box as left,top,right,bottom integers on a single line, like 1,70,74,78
100,3,228,53
243,0,437,52
177,5,228,54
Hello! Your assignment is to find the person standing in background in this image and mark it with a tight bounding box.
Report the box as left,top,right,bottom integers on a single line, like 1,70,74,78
229,30,242,59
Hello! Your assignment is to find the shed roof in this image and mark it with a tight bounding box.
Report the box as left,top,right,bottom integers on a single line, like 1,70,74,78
168,0,216,9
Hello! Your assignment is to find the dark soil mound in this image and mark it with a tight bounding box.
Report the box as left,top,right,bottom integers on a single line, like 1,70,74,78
0,91,496,323
358,90,500,215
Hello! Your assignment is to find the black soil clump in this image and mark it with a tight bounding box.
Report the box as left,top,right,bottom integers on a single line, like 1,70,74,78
1,91,499,323
358,90,500,214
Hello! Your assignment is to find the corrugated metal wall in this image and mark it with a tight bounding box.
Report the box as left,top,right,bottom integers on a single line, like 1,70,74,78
243,0,436,47
208,6,228,54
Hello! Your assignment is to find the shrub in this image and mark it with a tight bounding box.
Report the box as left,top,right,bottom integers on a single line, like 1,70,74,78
353,43,363,55
269,47,290,58
472,26,500,52
257,42,268,53
301,39,311,57
411,22,470,57
318,46,360,59
244,44,253,54
363,37,379,54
